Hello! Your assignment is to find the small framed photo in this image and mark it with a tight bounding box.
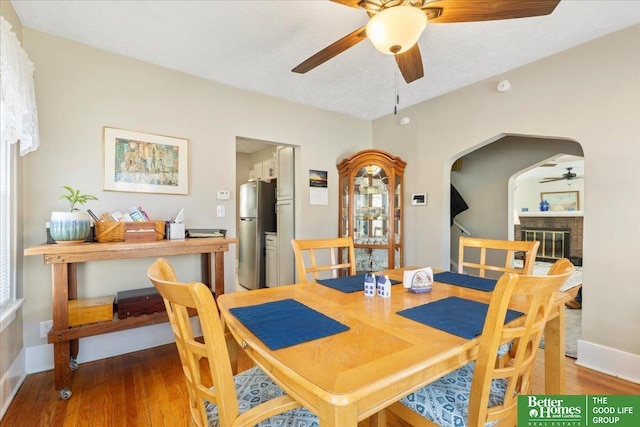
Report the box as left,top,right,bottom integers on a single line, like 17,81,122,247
103,127,189,195
541,191,579,211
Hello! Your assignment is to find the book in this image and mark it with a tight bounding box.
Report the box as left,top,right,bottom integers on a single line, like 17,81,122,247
138,206,150,221
129,207,145,222
110,211,125,222
101,212,115,222
186,229,226,238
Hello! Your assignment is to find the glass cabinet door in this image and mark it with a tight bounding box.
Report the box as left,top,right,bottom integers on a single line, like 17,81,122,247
393,172,402,269
353,164,389,271
341,174,349,238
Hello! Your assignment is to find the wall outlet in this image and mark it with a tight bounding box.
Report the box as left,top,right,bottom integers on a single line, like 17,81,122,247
40,320,53,338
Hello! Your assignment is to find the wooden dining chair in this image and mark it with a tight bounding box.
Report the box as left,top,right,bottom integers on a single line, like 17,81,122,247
147,258,318,427
291,236,356,283
387,258,575,427
458,236,540,278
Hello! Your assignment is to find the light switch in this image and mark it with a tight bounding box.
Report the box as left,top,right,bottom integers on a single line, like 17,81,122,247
216,205,225,217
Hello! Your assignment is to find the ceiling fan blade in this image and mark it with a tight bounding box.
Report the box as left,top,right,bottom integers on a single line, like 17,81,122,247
395,44,424,83
330,0,361,8
426,0,561,24
292,26,367,74
539,177,565,183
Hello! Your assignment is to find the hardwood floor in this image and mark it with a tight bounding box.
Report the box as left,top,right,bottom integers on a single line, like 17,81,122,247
1,343,638,427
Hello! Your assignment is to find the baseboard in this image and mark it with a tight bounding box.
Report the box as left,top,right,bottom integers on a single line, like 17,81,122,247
0,348,26,422
25,319,200,374
576,339,640,384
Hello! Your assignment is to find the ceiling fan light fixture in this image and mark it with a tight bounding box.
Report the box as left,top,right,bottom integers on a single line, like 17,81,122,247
366,6,427,55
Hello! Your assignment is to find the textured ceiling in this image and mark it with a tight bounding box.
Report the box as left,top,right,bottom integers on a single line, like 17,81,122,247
517,155,584,181
11,0,640,120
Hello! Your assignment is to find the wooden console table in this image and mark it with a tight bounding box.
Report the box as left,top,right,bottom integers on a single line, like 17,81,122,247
24,237,236,399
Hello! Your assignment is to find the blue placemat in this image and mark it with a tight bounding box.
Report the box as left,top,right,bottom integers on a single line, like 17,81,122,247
433,271,498,292
316,273,400,293
229,299,349,350
397,296,523,339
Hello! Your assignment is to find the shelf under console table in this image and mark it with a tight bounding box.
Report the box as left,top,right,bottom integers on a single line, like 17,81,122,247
24,237,237,399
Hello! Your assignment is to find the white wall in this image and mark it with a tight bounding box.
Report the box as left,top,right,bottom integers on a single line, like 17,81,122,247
20,28,371,369
516,174,585,213
373,26,640,381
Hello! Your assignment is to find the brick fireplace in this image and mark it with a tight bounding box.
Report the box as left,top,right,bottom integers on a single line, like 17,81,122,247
515,214,583,265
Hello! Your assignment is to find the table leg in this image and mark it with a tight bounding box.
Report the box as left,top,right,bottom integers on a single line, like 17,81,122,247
68,263,79,361
544,308,566,394
318,405,358,427
51,264,72,398
214,251,224,297
201,253,212,288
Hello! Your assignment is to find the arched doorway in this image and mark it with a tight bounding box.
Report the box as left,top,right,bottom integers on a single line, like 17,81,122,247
448,135,583,269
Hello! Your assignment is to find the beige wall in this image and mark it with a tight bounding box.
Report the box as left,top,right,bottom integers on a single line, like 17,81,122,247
10,12,640,383
373,26,640,366
0,1,21,41
20,29,371,353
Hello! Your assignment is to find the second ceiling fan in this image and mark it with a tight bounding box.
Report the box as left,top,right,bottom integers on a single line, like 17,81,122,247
292,0,562,83
539,167,584,184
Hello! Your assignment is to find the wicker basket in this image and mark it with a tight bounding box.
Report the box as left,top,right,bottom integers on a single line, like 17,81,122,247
94,221,165,243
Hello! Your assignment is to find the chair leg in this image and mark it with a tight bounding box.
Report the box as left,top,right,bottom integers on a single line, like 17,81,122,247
367,409,387,427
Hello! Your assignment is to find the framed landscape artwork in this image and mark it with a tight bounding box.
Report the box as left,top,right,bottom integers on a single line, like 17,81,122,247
541,191,579,211
103,127,189,195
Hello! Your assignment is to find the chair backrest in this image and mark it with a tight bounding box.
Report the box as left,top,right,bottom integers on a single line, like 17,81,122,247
468,258,575,426
458,236,540,278
147,258,239,427
291,236,356,283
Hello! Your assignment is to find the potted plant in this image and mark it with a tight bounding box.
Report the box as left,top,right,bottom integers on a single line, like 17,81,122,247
49,186,98,244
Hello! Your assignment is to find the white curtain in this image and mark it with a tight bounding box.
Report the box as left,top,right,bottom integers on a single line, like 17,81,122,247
0,15,40,156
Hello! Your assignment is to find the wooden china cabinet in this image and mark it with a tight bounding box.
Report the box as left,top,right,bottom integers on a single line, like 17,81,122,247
337,149,406,273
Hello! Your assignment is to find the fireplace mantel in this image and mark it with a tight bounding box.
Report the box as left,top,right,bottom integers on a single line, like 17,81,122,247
519,211,583,218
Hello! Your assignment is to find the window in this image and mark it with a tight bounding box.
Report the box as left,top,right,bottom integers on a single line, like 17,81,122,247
1,16,39,329
0,135,11,307
0,130,21,332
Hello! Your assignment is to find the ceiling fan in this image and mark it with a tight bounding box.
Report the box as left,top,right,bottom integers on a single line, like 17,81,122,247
539,167,584,183
292,0,562,84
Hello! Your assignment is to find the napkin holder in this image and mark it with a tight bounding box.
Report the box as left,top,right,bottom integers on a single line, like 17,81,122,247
403,267,434,293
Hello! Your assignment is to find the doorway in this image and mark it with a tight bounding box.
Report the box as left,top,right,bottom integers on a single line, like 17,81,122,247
235,137,296,290
448,135,584,267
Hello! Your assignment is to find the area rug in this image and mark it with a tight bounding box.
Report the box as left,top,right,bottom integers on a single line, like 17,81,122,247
513,260,583,292
540,307,581,358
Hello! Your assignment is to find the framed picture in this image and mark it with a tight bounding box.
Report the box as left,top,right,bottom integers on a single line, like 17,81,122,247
541,191,579,211
103,127,189,195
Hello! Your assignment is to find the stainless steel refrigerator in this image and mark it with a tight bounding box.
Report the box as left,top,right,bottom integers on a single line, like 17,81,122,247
238,181,276,290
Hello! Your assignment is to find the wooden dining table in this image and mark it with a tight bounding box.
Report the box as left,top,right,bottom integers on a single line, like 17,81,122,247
217,267,570,426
